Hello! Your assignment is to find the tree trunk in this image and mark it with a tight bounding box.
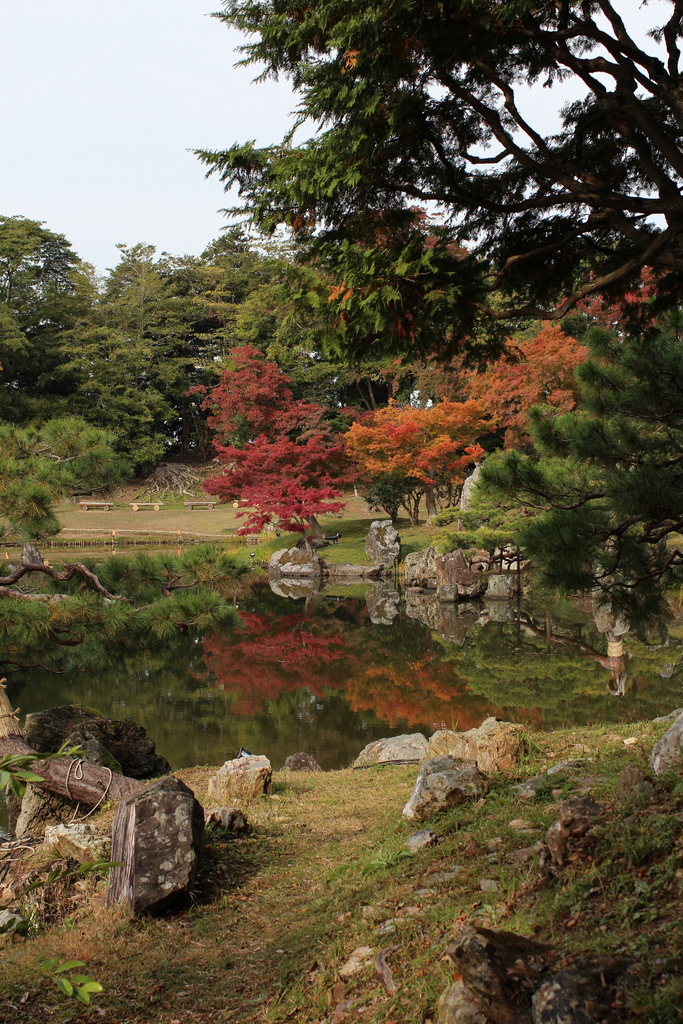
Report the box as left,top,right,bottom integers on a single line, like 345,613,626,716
305,516,325,539
0,686,142,806
425,485,438,520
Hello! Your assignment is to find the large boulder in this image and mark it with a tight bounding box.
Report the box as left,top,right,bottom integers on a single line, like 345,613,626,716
365,583,400,625
435,550,487,600
531,956,630,1024
365,520,400,567
485,574,516,599
268,547,323,578
44,822,111,863
402,757,488,822
207,754,273,803
451,926,548,1024
650,710,683,775
107,776,204,916
459,465,482,511
353,733,428,768
437,980,488,1024
404,546,439,588
15,783,80,841
428,718,524,774
23,705,171,779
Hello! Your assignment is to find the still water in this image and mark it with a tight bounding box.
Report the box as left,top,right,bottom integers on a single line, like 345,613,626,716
6,580,683,772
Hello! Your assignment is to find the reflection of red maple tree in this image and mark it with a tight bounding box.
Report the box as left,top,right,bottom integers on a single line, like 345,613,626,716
201,613,349,714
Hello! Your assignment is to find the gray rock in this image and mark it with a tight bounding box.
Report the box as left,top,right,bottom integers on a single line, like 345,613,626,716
106,776,204,916
532,956,630,1024
207,754,272,802
542,798,604,871
615,765,655,805
651,707,683,724
404,546,439,588
650,711,683,775
429,718,524,774
436,551,487,600
513,776,547,800
402,757,488,822
281,752,322,772
364,520,400,567
405,828,437,853
204,806,250,832
324,562,382,578
424,867,465,885
437,980,488,1024
365,582,400,625
480,879,499,893
15,783,79,841
20,543,43,566
268,547,323,578
459,465,482,511
353,733,428,767
44,822,111,863
429,728,478,762
23,705,170,779
546,758,587,776
485,574,515,599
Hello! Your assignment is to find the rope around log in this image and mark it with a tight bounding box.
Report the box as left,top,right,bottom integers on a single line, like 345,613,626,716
65,758,114,823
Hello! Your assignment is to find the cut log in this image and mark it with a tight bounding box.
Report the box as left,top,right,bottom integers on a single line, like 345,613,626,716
0,682,142,806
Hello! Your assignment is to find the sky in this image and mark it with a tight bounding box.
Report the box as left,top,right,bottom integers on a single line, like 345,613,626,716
0,1,296,272
0,1,667,274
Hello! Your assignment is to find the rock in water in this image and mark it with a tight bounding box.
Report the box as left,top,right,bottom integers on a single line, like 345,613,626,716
435,550,487,600
485,574,516,599
281,752,322,772
650,710,683,775
459,464,482,510
44,822,111,863
23,705,170,779
365,582,400,625
404,546,439,588
437,980,488,1024
364,520,400,567
353,733,428,767
207,754,272,803
402,757,488,822
268,547,323,577
106,776,204,916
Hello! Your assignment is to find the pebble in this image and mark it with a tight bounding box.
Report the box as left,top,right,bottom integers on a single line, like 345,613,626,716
623,737,638,746
479,879,499,892
405,829,437,853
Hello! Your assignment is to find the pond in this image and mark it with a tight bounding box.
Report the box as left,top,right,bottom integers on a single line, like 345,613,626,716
5,578,683,775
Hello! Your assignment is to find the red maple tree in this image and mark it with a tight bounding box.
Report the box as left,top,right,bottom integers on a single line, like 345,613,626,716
200,346,349,540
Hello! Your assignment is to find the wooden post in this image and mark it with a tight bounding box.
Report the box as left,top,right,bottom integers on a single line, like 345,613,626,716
0,681,142,806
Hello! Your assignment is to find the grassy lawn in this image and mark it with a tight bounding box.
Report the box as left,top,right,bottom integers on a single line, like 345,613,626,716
2,719,682,1023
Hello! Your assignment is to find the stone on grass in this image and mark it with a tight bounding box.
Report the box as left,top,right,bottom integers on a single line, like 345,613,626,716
651,707,683,724
650,711,683,775
459,465,482,511
353,733,428,767
0,910,25,936
615,765,655,805
338,946,374,980
540,798,604,872
402,757,488,822
44,822,111,863
531,956,630,1024
204,806,250,833
428,718,524,774
207,754,272,803
405,829,437,853
451,926,548,1023
429,728,478,761
364,521,400,567
268,547,323,578
106,776,204,917
23,704,171,779
282,752,322,772
437,980,488,1024
15,783,80,841
480,879,499,892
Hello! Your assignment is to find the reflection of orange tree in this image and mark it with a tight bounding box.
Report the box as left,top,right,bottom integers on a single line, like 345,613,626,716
201,613,348,714
344,657,494,730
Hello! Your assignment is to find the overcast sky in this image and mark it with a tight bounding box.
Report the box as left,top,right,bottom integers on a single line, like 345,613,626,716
1,1,295,272
1,1,665,274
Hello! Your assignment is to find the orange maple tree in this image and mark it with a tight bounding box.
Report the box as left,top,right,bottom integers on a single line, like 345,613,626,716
462,324,589,448
346,399,486,520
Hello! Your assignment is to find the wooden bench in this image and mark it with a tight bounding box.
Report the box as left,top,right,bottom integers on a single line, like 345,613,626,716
79,501,113,511
183,500,216,510
129,502,163,512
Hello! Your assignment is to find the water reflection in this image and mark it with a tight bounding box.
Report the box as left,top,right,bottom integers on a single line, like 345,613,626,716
5,580,682,773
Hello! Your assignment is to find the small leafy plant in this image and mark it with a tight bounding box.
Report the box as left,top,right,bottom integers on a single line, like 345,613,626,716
37,958,103,1005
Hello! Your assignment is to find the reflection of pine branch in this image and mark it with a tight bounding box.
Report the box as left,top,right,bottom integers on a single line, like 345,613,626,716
0,660,64,674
